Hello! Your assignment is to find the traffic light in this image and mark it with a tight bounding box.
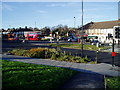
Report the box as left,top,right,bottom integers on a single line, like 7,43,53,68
114,27,120,39
108,33,113,38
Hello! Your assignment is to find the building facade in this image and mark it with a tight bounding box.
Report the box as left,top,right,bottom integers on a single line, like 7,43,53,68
83,20,120,43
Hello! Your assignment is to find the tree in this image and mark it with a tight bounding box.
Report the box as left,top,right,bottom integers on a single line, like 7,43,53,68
34,27,40,31
41,27,51,36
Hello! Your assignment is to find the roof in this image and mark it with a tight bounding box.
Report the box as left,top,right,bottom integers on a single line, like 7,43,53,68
83,20,120,30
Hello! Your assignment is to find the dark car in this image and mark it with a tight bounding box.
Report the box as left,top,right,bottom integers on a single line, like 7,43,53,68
67,36,78,42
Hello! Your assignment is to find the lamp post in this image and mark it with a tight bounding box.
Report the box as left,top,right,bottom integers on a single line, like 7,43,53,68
81,0,84,58
74,17,76,28
9,25,11,29
35,21,36,28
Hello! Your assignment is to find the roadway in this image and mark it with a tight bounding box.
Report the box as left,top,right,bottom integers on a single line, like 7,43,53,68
2,40,120,67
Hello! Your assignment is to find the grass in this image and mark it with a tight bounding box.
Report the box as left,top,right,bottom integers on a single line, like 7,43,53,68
49,43,110,51
2,60,77,89
105,76,120,88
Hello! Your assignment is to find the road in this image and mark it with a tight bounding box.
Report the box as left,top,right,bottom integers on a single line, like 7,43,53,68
2,40,120,67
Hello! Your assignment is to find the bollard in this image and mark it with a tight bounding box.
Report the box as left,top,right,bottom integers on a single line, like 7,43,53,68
69,53,72,56
76,53,77,56
64,51,66,54
96,43,99,47
96,50,99,63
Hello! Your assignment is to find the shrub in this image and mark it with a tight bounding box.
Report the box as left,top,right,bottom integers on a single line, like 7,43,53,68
27,48,49,58
89,61,97,64
84,56,91,62
51,54,58,60
8,48,95,64
8,49,20,54
16,49,28,56
8,49,28,56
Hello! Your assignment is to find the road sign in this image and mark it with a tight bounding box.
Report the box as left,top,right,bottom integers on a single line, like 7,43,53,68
112,52,116,56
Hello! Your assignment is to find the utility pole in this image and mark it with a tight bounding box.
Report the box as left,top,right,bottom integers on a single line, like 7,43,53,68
9,25,11,29
35,21,36,28
81,0,84,58
74,17,76,28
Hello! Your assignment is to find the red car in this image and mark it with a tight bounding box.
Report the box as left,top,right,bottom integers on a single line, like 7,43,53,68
26,32,41,40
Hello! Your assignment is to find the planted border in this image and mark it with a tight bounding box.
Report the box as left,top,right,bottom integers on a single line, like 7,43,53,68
8,48,97,64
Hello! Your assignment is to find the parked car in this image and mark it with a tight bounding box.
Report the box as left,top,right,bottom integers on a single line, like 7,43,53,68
90,40,101,45
67,36,78,42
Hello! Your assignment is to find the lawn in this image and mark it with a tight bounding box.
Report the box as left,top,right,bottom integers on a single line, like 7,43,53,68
2,60,77,89
105,76,120,88
49,43,110,51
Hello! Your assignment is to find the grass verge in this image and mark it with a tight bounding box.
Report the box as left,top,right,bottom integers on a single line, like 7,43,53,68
105,76,120,88
49,43,110,51
2,60,77,89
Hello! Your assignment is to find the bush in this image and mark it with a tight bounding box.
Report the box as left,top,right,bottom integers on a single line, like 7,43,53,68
8,49,28,56
8,48,95,64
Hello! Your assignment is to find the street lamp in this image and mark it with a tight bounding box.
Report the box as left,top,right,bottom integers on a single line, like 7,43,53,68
74,17,76,28
81,0,84,58
35,21,36,28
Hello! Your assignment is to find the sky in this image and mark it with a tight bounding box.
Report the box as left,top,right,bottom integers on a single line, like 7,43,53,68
1,2,118,29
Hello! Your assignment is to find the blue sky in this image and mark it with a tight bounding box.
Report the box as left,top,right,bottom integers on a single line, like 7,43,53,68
2,2,118,29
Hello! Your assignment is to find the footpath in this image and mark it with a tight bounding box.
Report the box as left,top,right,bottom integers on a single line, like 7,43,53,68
2,54,120,88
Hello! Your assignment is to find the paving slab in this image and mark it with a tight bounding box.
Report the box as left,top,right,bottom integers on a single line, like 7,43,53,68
55,61,69,67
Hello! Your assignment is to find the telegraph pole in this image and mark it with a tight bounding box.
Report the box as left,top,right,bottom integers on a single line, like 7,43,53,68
35,21,36,28
81,0,84,58
74,17,76,28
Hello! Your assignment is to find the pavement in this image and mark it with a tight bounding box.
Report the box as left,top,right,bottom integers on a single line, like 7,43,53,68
2,54,120,88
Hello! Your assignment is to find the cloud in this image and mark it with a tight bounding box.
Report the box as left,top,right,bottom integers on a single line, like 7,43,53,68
36,10,47,14
47,2,78,7
47,3,66,7
2,3,13,11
